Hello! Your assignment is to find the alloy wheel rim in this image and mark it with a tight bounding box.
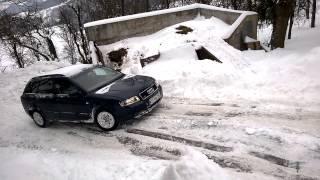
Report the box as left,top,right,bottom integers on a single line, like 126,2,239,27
97,112,115,129
33,112,44,126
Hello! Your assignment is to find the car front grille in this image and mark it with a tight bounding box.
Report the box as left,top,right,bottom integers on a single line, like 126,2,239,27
139,84,158,100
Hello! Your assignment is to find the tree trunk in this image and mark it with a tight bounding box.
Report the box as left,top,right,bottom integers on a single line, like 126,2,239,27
76,8,91,64
288,0,296,40
46,37,58,59
288,14,294,39
306,0,310,19
94,42,105,66
311,0,316,27
146,0,149,12
13,43,24,68
72,32,86,64
166,0,170,8
271,0,294,49
121,0,125,16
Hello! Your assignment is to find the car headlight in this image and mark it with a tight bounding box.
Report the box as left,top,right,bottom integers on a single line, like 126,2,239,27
119,96,140,107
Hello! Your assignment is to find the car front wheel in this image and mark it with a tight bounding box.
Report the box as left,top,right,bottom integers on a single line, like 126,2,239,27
95,110,119,131
32,111,47,128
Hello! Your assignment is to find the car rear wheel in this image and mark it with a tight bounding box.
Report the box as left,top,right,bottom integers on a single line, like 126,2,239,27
96,111,119,131
32,111,47,128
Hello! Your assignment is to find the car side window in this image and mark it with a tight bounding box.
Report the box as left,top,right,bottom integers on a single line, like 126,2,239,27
54,79,82,95
37,79,55,94
24,80,40,93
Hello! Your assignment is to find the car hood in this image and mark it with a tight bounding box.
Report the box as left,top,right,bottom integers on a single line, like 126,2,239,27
89,74,155,100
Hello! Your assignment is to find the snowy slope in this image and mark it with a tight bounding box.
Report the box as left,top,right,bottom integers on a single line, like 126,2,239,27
2,61,318,180
0,62,270,180
242,26,320,105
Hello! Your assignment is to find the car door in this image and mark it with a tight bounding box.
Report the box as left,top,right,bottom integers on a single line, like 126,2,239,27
35,78,60,120
54,78,91,121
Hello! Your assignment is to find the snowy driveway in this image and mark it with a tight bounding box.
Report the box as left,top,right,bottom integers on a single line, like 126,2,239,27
0,70,319,180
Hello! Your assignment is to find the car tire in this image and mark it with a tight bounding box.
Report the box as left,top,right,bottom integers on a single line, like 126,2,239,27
95,110,119,131
32,111,48,128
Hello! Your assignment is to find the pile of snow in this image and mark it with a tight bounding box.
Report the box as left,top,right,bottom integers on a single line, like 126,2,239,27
242,26,320,104
101,14,320,105
157,148,229,180
100,16,251,100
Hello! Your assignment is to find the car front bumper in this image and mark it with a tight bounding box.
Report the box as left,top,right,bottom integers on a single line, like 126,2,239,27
115,85,163,122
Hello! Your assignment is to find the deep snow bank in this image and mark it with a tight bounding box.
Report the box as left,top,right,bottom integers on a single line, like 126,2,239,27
100,16,251,100
101,15,320,105
156,148,229,180
242,26,320,104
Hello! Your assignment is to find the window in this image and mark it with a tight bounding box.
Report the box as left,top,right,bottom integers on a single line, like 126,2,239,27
54,79,82,95
37,79,54,94
24,80,40,93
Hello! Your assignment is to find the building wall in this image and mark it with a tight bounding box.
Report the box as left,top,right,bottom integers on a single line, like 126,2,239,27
85,6,258,50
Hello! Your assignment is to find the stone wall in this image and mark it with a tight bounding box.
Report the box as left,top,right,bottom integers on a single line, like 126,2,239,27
84,4,258,50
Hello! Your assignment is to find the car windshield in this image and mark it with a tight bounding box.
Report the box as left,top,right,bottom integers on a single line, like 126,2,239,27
71,66,124,92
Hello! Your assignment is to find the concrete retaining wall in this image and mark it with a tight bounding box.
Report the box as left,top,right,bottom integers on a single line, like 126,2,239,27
224,14,258,50
85,8,198,45
84,4,258,50
199,8,241,25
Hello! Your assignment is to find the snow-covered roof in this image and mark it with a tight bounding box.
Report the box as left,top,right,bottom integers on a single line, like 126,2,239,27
43,64,94,77
84,3,257,28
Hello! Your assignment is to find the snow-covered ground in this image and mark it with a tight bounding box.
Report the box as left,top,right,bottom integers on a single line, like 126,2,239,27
0,10,320,180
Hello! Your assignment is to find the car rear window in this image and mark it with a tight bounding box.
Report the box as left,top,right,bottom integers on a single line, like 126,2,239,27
24,79,39,93
24,78,55,94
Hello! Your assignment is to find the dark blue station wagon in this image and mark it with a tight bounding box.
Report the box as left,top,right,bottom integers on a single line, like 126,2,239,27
21,64,163,131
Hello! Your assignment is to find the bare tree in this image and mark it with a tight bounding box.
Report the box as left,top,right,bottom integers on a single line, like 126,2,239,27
58,24,77,64
59,1,91,64
0,5,57,68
